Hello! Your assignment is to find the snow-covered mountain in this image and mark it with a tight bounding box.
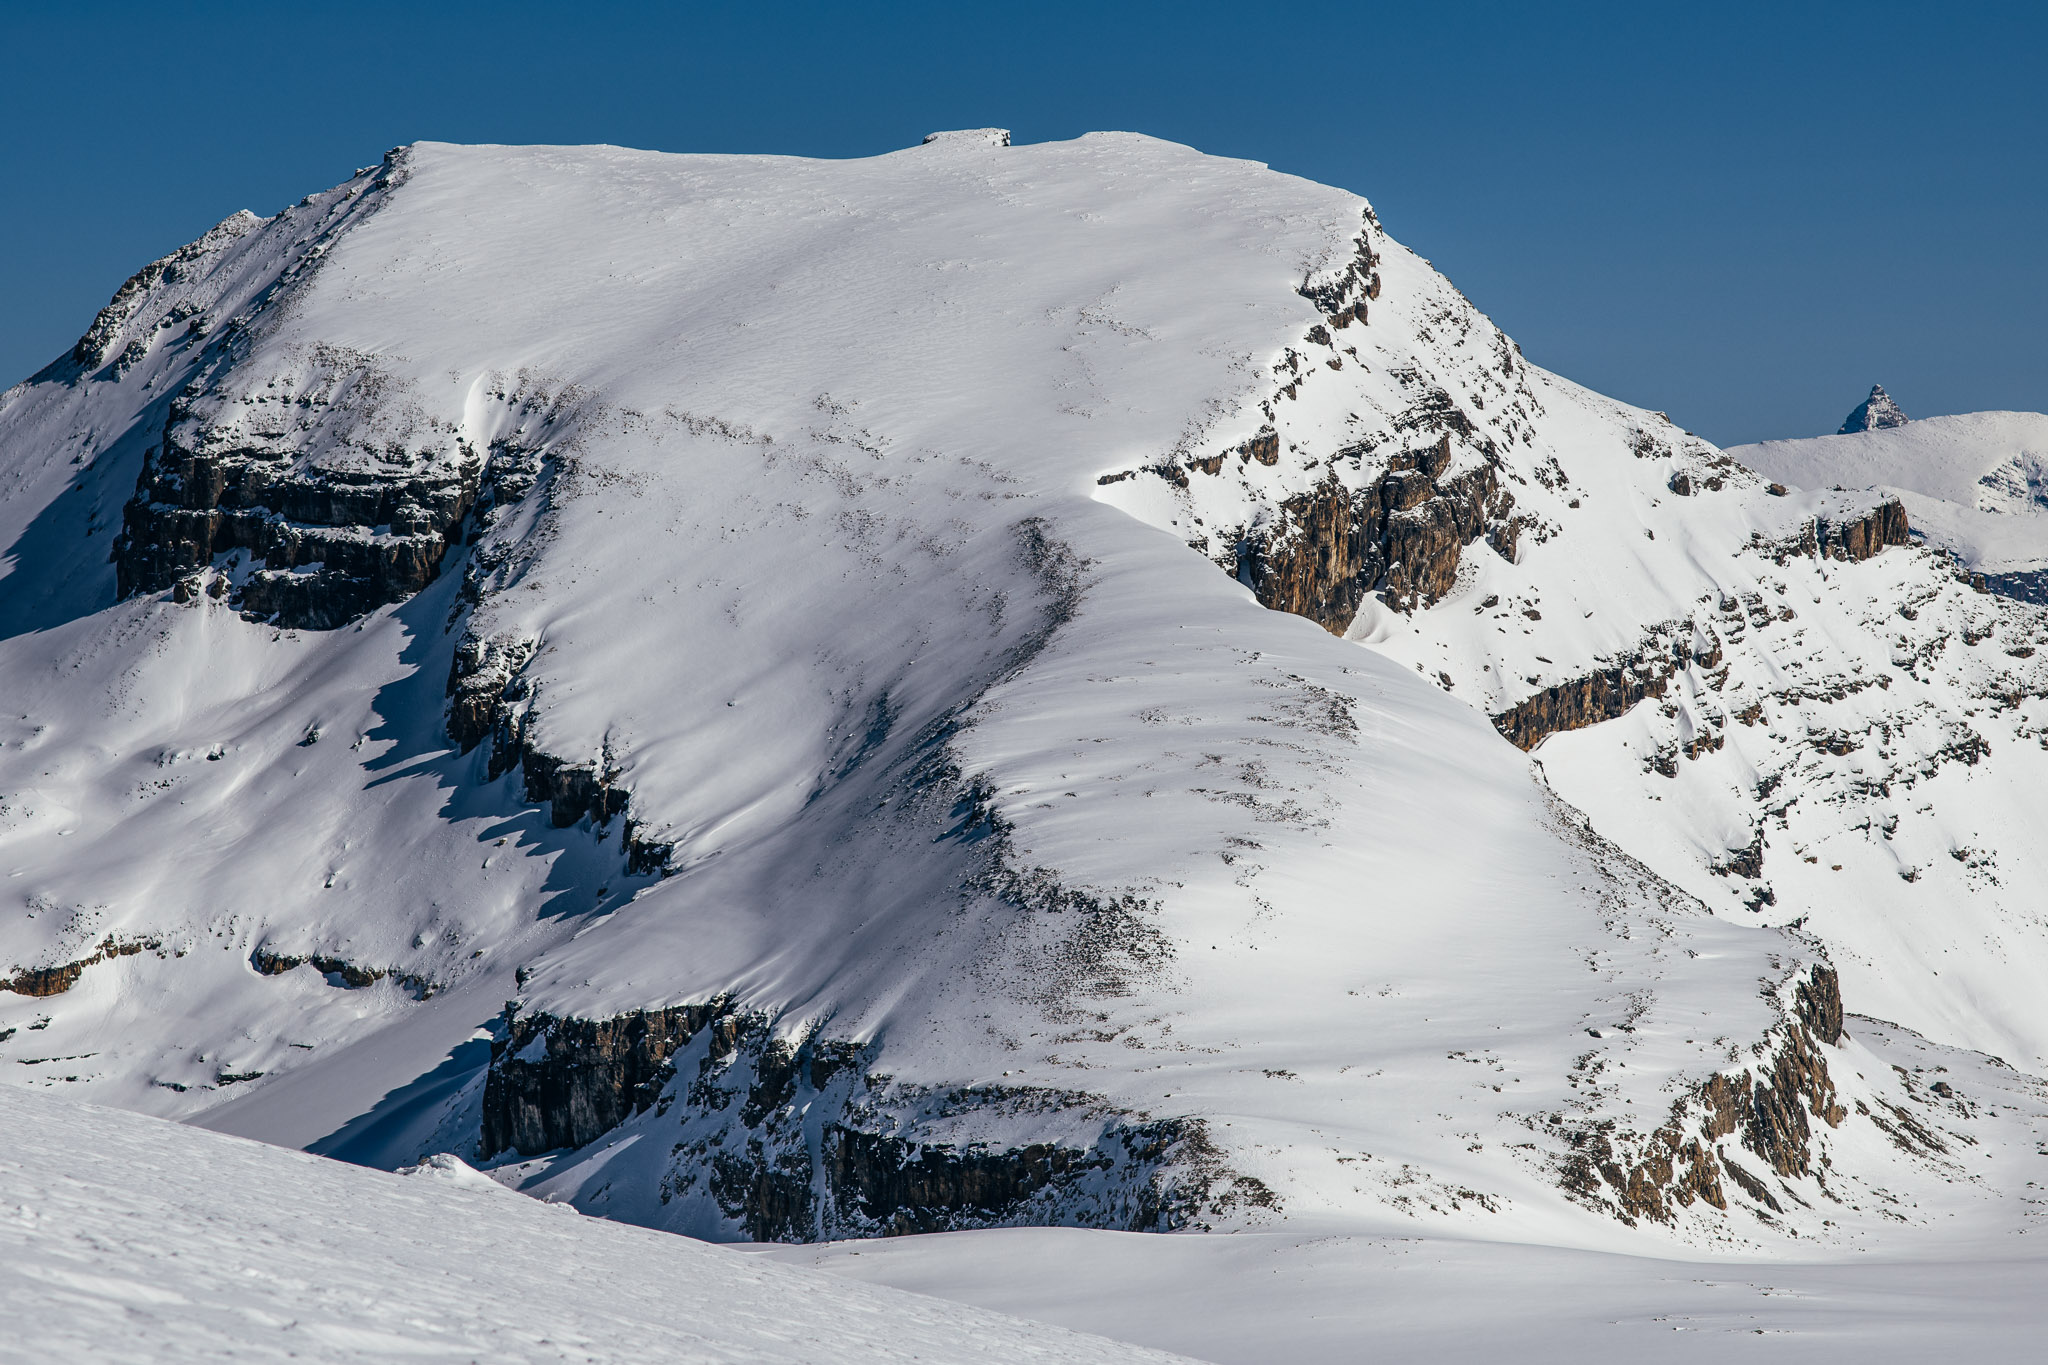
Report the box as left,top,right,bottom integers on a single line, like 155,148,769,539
1730,409,2048,602
0,132,2043,1270
1838,383,1910,434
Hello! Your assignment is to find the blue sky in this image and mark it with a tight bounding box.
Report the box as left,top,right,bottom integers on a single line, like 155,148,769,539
3,1,2040,445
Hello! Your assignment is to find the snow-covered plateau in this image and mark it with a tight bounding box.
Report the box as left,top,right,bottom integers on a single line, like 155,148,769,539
0,130,2044,1357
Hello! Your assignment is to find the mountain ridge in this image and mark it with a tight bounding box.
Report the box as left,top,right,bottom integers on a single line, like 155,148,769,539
0,134,2041,1262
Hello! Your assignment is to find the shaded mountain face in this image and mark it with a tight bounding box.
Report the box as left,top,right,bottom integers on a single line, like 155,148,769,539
1839,383,1910,433
0,135,2043,1257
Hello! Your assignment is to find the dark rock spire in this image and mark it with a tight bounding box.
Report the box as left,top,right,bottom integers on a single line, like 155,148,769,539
1838,384,1908,434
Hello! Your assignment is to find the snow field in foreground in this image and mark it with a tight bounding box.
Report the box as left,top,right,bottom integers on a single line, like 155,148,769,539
0,1086,1192,1364
780,1220,2048,1364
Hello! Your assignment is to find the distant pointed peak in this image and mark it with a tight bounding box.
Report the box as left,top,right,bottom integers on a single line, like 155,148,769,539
1839,384,1909,434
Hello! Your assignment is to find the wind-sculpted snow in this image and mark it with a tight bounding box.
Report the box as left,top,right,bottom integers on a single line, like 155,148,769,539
0,133,2040,1264
0,1085,1195,1363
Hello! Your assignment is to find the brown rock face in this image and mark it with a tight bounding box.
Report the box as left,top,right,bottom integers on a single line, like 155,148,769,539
1557,966,1848,1224
1,937,157,998
1713,830,1767,880
1236,435,1516,631
1296,227,1378,318
1758,498,1911,565
1563,1122,1729,1225
1492,634,1696,752
1817,499,1910,561
1795,965,1844,1046
1743,1019,1847,1177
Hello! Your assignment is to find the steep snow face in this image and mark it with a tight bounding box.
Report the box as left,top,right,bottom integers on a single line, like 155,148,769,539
1104,208,2048,1077
0,135,2034,1256
1730,410,2048,585
0,1085,1195,1364
1838,383,1910,434
1095,216,2048,1081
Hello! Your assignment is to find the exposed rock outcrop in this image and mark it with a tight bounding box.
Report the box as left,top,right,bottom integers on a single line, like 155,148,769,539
1234,435,1517,629
444,623,672,873
482,1003,728,1157
1497,505,1908,751
480,1001,1274,1241
1296,225,1380,320
1,937,159,997
1712,829,1767,881
1755,498,1912,565
1981,567,2048,606
1817,499,1911,561
70,212,263,373
1838,384,1908,434
250,945,432,998
115,391,480,630
1556,965,1847,1224
1492,627,1700,752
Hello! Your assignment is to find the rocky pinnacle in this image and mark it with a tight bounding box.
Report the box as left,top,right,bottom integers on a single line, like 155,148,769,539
1838,383,1909,434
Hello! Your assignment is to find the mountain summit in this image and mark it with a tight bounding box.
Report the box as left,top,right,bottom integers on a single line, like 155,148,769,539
0,137,2044,1263
1838,383,1909,433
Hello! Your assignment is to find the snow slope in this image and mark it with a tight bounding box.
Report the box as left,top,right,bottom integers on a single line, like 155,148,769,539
1730,410,2048,579
0,1084,1192,1364
0,132,2041,1268
781,1211,2048,1365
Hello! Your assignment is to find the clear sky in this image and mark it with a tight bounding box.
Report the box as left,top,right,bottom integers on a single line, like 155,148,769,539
3,0,2040,446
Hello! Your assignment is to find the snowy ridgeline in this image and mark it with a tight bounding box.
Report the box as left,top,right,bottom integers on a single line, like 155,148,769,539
1731,409,2048,586
0,130,2042,1272
0,1085,1191,1364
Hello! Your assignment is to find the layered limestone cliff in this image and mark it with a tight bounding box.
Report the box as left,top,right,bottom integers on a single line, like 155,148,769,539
114,384,480,629
479,1002,1274,1242
483,1004,724,1156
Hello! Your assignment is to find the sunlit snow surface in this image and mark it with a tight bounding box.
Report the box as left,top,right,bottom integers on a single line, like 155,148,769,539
777,1216,2048,1364
0,1086,1192,1364
1731,412,2048,576
0,130,2043,1299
